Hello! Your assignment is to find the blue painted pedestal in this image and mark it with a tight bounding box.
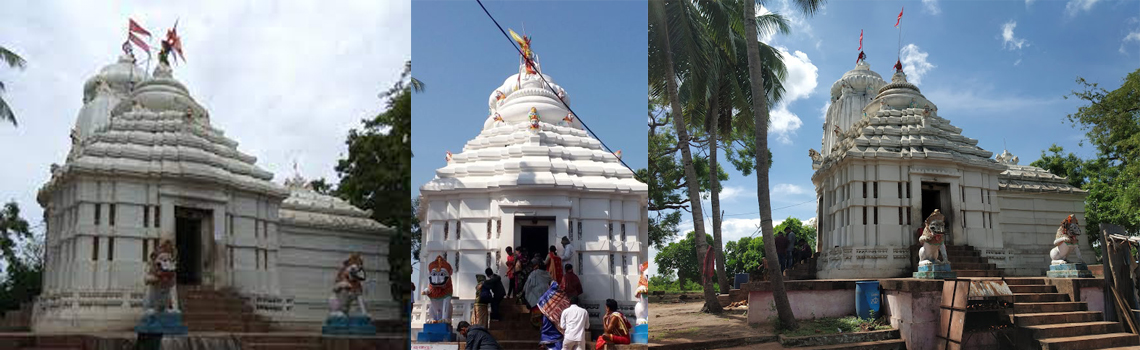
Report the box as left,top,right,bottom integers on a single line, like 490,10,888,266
322,315,378,335
1047,263,1093,278
416,322,454,342
913,263,957,279
632,324,648,344
134,312,189,335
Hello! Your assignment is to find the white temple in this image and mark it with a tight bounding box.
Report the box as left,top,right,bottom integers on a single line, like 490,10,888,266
810,60,1089,278
413,54,649,328
33,54,396,332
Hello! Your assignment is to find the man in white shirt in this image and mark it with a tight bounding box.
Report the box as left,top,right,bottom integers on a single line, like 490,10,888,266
560,236,575,265
559,296,590,350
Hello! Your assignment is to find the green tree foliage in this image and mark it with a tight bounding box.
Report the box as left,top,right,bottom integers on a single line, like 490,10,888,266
638,101,727,248
724,236,764,276
653,231,714,287
333,61,412,305
724,217,815,276
1031,145,1087,188
1064,70,1140,237
0,201,41,312
0,46,26,126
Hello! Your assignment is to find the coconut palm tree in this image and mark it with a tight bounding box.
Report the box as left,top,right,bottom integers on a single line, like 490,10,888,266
695,1,790,295
0,46,27,126
650,0,722,313
742,0,825,330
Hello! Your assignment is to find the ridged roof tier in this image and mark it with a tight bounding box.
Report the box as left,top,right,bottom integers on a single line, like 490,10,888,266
38,61,289,202
423,63,646,194
994,150,1086,194
820,61,887,160
815,71,1006,173
279,174,389,232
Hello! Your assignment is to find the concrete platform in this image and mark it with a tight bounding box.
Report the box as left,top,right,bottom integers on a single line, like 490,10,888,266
0,331,408,350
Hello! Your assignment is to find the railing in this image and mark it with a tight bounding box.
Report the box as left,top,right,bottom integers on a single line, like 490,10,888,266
1101,224,1140,334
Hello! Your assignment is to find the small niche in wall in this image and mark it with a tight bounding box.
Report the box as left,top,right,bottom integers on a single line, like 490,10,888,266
487,219,492,240
607,222,613,241
577,222,582,241
444,222,449,240
609,254,615,274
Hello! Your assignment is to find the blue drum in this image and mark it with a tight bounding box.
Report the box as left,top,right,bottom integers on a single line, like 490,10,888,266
855,281,881,320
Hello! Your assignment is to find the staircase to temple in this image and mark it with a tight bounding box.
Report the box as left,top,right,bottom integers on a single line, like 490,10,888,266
485,297,545,350
785,255,818,280
178,286,273,332
1005,278,1140,350
945,245,1005,277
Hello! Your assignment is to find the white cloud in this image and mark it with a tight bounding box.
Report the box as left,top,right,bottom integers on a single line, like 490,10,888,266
1001,20,1029,51
766,46,818,143
819,101,831,120
900,44,936,85
1026,0,1037,7
699,186,752,202
0,2,411,231
922,0,941,15
773,183,806,196
1064,0,1100,17
1014,58,1022,66
763,0,822,50
1123,18,1140,55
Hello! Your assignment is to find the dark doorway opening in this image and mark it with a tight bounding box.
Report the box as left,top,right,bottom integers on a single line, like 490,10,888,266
920,182,953,240
175,207,209,286
520,225,550,263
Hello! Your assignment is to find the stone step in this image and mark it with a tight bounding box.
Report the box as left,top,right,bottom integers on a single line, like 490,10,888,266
182,312,266,323
953,262,997,270
1011,311,1103,327
1009,285,1057,294
947,256,984,263
1038,333,1140,350
490,329,542,341
955,269,1004,277
1013,293,1070,303
498,340,543,350
1014,302,1088,314
802,339,907,350
1005,278,1047,286
1099,346,1140,350
1025,321,1122,339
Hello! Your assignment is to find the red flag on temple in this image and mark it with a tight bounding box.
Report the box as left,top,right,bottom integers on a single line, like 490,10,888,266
166,22,185,62
894,59,904,72
129,19,151,37
858,29,863,51
895,7,904,27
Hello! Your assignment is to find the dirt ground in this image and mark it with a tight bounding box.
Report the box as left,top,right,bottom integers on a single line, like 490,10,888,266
649,300,775,346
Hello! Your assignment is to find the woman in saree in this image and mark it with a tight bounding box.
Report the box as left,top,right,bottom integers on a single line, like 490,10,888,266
595,299,631,349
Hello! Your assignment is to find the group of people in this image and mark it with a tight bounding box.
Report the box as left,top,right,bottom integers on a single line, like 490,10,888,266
457,297,631,350
773,226,813,273
461,236,630,350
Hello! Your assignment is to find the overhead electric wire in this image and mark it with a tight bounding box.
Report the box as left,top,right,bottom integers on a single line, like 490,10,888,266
475,0,636,173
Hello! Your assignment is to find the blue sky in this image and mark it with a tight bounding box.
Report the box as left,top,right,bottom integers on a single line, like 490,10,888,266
652,0,1140,276
410,0,649,273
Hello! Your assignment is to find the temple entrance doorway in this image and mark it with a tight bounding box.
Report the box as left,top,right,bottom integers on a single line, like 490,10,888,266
175,207,211,286
520,225,550,263
920,182,953,242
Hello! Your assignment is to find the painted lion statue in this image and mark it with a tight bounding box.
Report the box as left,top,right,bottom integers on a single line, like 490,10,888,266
634,262,649,325
143,239,180,315
1050,215,1084,265
917,209,950,266
422,255,453,324
329,253,370,318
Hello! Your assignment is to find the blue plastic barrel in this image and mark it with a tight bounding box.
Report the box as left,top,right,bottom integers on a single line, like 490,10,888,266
855,281,881,320
734,273,749,289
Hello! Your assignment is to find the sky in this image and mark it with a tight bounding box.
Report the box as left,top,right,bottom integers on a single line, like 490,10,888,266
411,1,649,277
650,0,1140,277
0,1,411,237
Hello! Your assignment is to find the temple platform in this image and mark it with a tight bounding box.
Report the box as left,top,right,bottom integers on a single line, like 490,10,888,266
0,331,408,350
742,277,1107,350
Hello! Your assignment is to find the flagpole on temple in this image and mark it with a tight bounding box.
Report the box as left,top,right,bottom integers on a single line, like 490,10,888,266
896,6,903,62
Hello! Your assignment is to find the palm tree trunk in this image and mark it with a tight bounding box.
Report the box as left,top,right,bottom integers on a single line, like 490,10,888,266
653,3,721,314
708,95,729,294
743,0,797,329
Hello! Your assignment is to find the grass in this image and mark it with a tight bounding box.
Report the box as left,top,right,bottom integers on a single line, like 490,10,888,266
780,316,892,337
